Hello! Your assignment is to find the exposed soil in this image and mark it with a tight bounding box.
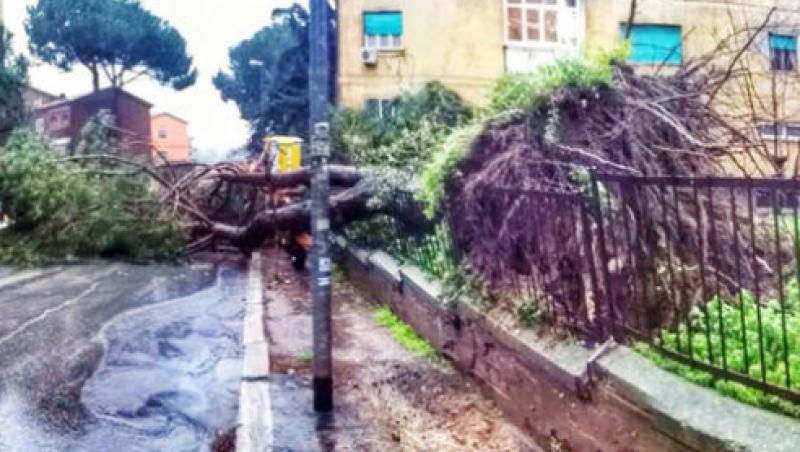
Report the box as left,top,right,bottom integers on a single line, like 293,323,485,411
262,247,540,451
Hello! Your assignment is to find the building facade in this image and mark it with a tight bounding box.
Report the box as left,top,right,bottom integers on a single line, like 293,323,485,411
337,0,587,110
151,113,192,163
24,87,61,110
588,0,800,175
338,0,800,173
35,87,153,161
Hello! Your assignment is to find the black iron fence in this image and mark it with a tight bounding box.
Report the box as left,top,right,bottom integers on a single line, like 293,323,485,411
592,173,800,404
396,172,800,405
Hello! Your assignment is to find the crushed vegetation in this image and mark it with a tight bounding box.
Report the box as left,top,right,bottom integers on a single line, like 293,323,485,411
0,129,183,265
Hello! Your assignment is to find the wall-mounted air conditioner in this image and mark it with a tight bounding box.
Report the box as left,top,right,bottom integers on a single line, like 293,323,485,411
361,48,378,66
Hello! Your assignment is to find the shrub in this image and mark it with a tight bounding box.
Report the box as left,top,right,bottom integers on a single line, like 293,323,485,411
489,58,612,114
0,130,183,265
0,26,29,145
331,81,472,169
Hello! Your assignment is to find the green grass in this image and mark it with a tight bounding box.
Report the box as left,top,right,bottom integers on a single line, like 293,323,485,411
374,305,441,362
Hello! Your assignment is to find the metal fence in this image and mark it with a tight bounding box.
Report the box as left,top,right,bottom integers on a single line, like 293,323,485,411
399,173,800,404
593,173,800,404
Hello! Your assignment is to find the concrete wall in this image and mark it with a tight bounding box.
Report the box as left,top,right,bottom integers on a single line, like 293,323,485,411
151,113,191,162
337,0,505,108
336,240,800,451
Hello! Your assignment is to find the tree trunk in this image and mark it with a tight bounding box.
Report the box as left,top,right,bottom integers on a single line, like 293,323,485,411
91,65,100,92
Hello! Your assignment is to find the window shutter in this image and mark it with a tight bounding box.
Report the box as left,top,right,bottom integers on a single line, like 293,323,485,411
622,24,683,65
364,12,403,36
770,33,797,51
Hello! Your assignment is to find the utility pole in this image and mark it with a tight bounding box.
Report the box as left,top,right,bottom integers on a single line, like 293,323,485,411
309,0,333,412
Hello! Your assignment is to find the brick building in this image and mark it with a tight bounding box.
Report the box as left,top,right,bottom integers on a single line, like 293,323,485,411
34,87,153,162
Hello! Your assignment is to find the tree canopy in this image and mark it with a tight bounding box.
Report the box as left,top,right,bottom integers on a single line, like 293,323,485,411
26,0,197,92
0,27,29,144
213,4,310,151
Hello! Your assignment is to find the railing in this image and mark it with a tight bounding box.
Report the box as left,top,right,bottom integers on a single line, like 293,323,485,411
393,173,800,404
594,173,800,404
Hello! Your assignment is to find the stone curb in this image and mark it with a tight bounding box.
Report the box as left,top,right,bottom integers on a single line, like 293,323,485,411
236,252,273,452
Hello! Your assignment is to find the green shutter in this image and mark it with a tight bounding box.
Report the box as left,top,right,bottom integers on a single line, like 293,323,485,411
364,12,403,36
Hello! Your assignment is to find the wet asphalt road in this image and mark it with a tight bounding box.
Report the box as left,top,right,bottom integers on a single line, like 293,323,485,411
0,257,247,451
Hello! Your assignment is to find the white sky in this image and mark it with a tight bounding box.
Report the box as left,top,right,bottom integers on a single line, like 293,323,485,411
5,0,307,157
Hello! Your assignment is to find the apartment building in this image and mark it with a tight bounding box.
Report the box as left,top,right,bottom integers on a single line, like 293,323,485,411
588,1,800,174
337,0,586,110
151,113,192,163
34,87,154,161
338,0,800,172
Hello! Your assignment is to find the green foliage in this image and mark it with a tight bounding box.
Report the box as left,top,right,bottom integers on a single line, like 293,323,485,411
638,282,800,418
26,0,197,91
0,130,183,265
0,27,28,144
517,302,542,329
416,122,484,218
331,81,472,169
374,305,441,362
298,351,313,365
489,58,612,114
214,4,314,148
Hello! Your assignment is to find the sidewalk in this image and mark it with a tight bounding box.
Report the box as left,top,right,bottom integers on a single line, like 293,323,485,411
245,247,539,451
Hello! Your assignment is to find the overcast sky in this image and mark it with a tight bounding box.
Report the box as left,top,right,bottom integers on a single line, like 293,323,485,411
5,0,307,158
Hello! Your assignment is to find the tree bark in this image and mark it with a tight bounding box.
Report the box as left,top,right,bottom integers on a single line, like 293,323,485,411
218,164,367,188
91,64,100,92
204,174,430,253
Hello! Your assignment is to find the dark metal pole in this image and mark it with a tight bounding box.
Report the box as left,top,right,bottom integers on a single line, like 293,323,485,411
309,0,333,412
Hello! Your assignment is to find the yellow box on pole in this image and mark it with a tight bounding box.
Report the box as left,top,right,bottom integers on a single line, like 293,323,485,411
264,136,303,173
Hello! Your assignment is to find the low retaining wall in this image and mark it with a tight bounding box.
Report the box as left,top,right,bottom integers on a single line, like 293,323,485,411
335,237,800,452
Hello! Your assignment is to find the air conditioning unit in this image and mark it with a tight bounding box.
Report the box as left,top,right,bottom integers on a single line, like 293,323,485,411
361,48,378,66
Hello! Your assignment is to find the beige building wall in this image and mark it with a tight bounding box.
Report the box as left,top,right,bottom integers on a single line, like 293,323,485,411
337,0,505,108
586,0,800,175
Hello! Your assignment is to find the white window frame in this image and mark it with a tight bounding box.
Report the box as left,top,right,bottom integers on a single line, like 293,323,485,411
363,13,403,51
504,0,565,48
758,122,800,142
365,98,395,119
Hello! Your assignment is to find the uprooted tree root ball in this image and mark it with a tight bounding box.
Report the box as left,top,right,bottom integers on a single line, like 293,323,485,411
442,61,787,333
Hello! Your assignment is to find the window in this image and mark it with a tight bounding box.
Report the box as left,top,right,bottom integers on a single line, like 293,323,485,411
769,33,797,72
622,24,682,65
758,122,800,142
364,12,403,50
47,106,71,131
506,0,560,44
366,98,394,119
158,129,168,139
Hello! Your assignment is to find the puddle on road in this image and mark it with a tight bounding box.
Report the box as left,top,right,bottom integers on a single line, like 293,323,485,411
0,264,246,452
